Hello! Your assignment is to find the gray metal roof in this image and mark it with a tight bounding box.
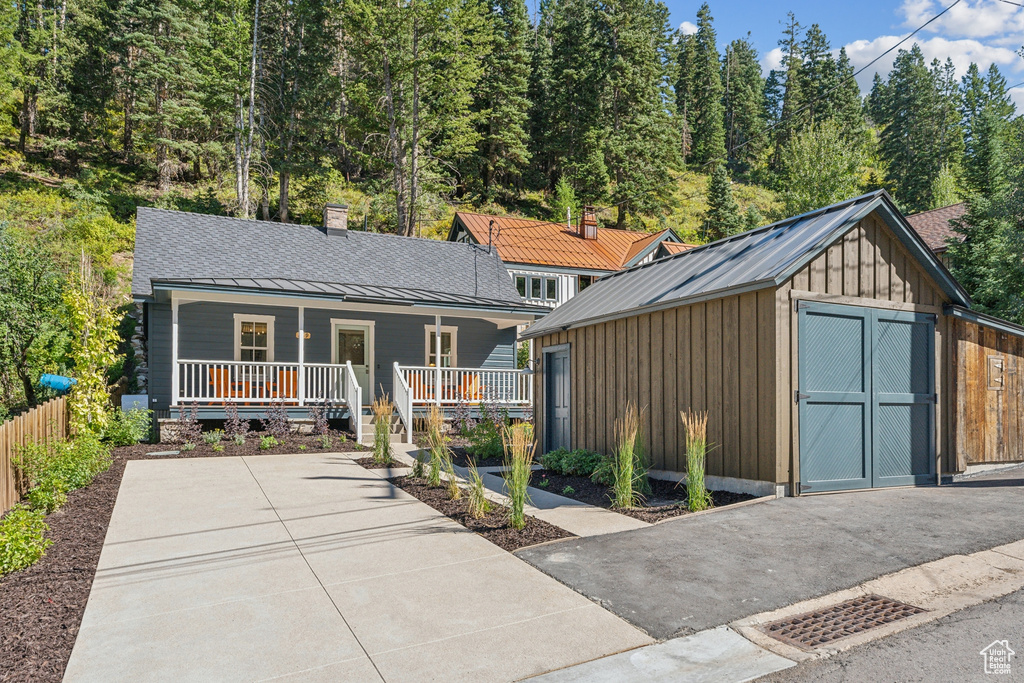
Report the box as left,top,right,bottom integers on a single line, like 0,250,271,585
522,191,971,339
132,207,532,312
152,277,545,314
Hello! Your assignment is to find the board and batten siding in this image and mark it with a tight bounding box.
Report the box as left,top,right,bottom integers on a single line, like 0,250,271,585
533,289,778,483
532,209,957,487
774,212,954,486
952,317,1024,468
148,301,516,409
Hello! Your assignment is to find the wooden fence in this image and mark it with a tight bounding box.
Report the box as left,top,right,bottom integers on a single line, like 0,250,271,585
0,397,69,516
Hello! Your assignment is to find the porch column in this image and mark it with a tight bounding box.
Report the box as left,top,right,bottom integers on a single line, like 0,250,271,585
435,315,442,406
171,296,179,408
297,306,305,406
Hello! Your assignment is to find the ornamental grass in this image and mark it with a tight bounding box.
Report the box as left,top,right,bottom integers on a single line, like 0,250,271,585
371,395,395,466
681,410,714,512
502,422,535,530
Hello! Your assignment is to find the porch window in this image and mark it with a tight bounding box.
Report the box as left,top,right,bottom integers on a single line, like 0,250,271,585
424,325,458,367
233,314,275,362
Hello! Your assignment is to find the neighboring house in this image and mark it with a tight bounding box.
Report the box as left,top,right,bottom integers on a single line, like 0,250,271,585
524,190,1024,497
905,202,965,265
447,207,683,308
655,241,699,259
131,205,546,442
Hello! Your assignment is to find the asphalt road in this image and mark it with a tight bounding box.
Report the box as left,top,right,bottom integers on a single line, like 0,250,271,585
759,587,1024,682
517,468,1024,639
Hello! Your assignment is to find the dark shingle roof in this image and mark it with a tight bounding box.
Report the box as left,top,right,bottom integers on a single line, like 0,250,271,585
522,191,970,339
132,208,530,309
905,203,966,253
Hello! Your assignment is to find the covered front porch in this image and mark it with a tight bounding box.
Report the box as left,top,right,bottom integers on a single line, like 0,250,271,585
158,283,538,439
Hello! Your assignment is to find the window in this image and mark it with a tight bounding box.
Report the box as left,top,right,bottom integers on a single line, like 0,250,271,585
579,275,593,291
545,278,557,301
530,277,542,299
515,275,527,297
233,314,275,362
424,325,458,367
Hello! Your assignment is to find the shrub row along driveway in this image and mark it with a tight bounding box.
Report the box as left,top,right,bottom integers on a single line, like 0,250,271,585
64,453,651,682
517,468,1024,640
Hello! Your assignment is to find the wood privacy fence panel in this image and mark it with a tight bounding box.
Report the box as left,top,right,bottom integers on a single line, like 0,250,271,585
953,318,1024,468
0,397,69,516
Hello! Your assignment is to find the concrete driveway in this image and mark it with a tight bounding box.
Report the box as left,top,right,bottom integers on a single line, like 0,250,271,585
517,469,1024,640
64,452,650,682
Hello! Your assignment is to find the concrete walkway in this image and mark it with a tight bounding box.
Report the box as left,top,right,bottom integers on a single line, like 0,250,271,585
64,453,651,682
518,467,1024,640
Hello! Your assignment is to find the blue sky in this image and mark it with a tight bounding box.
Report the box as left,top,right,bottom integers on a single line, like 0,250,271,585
666,0,1024,109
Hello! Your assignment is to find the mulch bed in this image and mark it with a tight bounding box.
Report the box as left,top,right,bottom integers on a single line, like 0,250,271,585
450,446,505,469
0,429,356,683
525,470,755,523
388,475,572,552
353,456,404,469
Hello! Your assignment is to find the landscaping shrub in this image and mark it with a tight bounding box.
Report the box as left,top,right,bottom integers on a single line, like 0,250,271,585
0,505,52,576
452,400,474,435
502,423,535,530
371,395,395,466
224,403,249,441
318,433,332,450
104,407,152,446
681,410,714,512
466,403,509,460
16,435,112,514
260,402,291,441
176,402,202,446
609,403,644,509
561,486,576,496
259,435,279,450
466,462,490,519
202,429,224,445
540,448,605,478
308,402,330,435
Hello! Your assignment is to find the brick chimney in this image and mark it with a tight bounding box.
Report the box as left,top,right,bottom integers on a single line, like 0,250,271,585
324,204,349,235
580,206,598,240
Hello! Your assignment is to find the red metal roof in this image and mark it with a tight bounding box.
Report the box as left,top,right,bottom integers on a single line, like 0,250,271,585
905,203,965,253
657,242,699,257
452,212,674,271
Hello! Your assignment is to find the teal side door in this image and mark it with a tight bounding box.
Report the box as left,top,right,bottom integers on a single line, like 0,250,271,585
798,302,935,493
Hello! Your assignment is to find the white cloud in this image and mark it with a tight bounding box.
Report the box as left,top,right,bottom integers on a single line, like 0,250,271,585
900,0,1024,40
762,47,784,73
843,33,1024,108
678,21,697,35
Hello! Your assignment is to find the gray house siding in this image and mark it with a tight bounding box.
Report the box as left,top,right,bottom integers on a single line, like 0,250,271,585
147,300,516,409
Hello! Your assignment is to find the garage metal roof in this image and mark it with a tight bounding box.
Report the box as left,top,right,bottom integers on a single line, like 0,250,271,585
522,191,971,339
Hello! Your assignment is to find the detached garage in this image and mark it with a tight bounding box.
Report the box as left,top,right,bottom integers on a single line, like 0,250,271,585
523,190,1019,496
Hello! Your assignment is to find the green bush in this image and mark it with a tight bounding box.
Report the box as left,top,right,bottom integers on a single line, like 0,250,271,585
540,448,606,478
0,505,52,576
15,436,112,514
104,408,152,446
202,429,224,445
466,420,504,460
259,435,279,450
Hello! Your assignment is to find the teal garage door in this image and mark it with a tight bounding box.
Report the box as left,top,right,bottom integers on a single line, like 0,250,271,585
798,301,935,493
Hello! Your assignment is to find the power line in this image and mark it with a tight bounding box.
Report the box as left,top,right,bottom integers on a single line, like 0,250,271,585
597,0,966,214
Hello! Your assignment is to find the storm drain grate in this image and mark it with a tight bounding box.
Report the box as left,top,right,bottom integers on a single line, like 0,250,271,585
761,594,927,650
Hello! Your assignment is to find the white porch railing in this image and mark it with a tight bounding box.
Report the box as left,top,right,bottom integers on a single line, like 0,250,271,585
395,365,533,406
392,362,413,444
176,360,350,406
343,361,363,443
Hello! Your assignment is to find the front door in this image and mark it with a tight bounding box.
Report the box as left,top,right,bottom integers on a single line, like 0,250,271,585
798,301,934,492
334,324,371,403
545,347,571,452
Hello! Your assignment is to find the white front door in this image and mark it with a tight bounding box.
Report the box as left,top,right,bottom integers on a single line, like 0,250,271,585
333,322,373,404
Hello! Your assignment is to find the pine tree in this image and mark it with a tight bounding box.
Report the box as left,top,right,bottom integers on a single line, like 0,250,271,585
703,162,742,241
599,0,679,227
962,63,1015,197
771,12,802,171
722,35,764,176
680,3,724,167
832,48,866,142
472,0,532,198
797,24,835,126
875,45,945,212
526,1,555,189
674,31,695,160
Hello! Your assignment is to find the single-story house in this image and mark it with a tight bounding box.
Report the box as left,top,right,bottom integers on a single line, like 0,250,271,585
522,190,1024,496
131,205,547,441
447,208,683,308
